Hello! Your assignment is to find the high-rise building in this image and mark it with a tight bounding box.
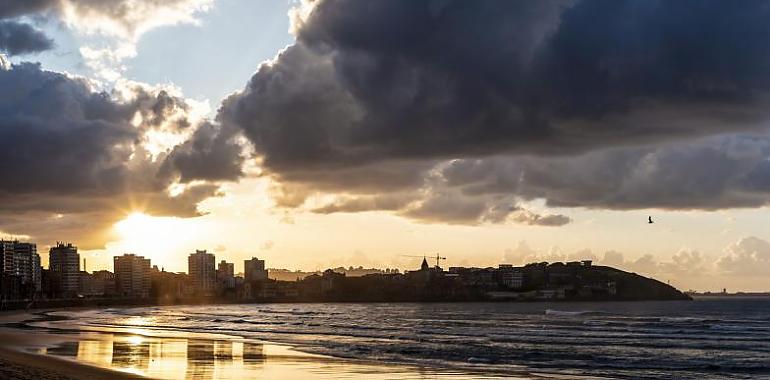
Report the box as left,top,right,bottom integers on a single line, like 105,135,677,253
14,242,37,288
244,257,268,282
189,250,216,294
32,251,41,293
49,242,80,298
0,240,14,275
114,254,151,298
0,240,42,295
217,260,235,289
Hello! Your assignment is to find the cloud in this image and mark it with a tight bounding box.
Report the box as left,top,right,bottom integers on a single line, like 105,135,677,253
601,251,626,268
717,236,770,276
216,0,770,223
508,208,571,226
0,20,54,55
309,187,571,227
438,135,770,210
61,0,213,79
0,1,53,19
659,249,706,275
1,0,212,40
312,193,416,214
58,0,213,39
228,0,770,165
260,240,274,251
0,61,237,248
0,1,55,56
160,121,244,183
503,241,539,264
0,0,213,79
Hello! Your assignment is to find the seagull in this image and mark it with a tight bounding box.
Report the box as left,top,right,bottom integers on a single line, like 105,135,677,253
648,216,654,224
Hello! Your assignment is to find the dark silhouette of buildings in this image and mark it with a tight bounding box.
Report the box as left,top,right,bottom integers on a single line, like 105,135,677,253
49,242,80,298
0,240,41,300
217,260,235,290
189,250,216,296
114,254,151,298
244,257,267,282
0,239,690,309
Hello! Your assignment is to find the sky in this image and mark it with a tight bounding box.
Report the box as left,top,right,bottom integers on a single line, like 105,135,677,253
2,0,770,292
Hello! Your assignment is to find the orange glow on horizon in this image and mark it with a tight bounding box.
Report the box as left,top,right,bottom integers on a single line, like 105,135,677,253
111,212,201,270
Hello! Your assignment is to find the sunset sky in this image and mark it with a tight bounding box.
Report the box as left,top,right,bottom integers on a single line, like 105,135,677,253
2,0,770,291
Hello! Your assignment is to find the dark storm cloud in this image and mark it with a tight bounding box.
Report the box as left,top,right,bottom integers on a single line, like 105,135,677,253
161,122,244,183
225,0,770,169
0,62,234,247
309,188,571,227
0,0,55,56
0,21,54,55
440,135,770,210
0,62,137,194
0,0,54,19
219,0,770,220
399,192,571,226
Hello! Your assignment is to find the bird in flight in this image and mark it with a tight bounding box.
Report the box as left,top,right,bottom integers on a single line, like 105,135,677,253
648,216,654,224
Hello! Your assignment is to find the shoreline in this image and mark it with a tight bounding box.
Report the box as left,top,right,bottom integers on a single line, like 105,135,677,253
0,311,146,380
1,300,741,379
0,307,545,380
0,294,693,313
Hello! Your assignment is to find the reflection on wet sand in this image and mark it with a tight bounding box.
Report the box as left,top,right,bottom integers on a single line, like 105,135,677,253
43,333,506,379
49,334,269,379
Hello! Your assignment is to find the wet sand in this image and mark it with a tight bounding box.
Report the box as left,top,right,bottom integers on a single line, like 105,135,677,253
0,311,145,380
0,343,145,380
0,309,516,380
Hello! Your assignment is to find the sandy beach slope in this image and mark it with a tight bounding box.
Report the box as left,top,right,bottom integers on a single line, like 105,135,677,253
0,311,147,380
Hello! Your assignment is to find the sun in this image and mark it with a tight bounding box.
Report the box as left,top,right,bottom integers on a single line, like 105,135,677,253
112,212,200,271
115,213,161,238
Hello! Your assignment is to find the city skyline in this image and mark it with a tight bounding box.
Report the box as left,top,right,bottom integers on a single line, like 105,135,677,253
3,235,690,305
1,1,770,293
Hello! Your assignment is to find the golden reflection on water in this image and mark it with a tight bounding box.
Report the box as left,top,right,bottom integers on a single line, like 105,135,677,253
52,334,267,379
45,333,508,379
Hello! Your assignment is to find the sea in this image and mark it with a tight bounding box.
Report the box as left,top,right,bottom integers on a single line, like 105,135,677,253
20,297,770,379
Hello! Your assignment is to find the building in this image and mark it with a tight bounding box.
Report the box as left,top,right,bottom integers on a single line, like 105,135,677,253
0,241,12,274
217,260,235,289
244,257,268,282
49,242,80,298
189,250,216,295
0,240,41,294
499,265,525,289
92,270,116,296
114,254,151,298
79,271,102,297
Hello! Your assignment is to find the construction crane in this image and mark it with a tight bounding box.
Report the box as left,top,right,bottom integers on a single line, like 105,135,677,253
402,253,446,268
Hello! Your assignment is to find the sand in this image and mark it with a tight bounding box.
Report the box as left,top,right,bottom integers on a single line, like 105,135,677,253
0,345,146,380
0,311,146,380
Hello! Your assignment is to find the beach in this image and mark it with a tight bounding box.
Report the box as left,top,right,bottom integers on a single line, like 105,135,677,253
0,311,145,380
0,308,516,380
1,300,769,379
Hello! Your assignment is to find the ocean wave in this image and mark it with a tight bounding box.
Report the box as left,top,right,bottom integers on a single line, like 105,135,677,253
31,301,770,380
659,317,708,323
545,309,609,317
